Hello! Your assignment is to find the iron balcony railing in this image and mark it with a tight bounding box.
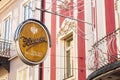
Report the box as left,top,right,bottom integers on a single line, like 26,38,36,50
0,39,11,58
0,39,11,72
87,28,120,71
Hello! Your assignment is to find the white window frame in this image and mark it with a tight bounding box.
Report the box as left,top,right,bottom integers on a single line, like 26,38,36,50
16,66,29,80
59,33,76,80
2,12,12,42
0,12,12,53
23,0,32,20
20,0,32,22
64,35,74,79
3,17,11,41
58,18,77,80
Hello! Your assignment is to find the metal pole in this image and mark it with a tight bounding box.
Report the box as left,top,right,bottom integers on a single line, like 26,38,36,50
36,8,93,25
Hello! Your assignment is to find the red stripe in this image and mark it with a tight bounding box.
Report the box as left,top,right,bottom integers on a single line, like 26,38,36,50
69,1,74,18
50,0,56,80
42,0,46,79
105,0,115,35
59,1,74,79
39,0,46,80
60,10,65,27
105,0,117,62
59,1,73,27
40,62,44,80
77,0,86,80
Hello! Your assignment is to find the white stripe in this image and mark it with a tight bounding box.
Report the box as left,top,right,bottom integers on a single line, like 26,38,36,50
96,0,106,40
96,0,107,66
44,0,52,80
56,0,61,80
73,0,79,80
85,0,93,78
114,0,120,58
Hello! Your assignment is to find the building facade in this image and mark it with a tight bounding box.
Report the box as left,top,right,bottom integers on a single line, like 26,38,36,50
87,0,120,80
0,0,120,80
0,0,41,80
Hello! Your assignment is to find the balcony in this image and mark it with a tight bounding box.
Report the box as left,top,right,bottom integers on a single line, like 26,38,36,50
0,39,11,72
87,28,120,80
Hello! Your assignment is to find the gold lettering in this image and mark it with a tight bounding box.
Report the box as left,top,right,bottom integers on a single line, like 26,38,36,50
20,36,47,49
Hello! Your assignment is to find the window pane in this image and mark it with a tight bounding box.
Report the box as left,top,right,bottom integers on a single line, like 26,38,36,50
66,38,73,47
3,18,11,50
24,5,29,20
28,1,32,18
66,50,71,78
24,6,27,20
65,36,73,79
26,5,29,19
24,1,32,20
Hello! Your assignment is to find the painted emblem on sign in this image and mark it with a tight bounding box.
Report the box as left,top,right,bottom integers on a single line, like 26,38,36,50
31,26,38,34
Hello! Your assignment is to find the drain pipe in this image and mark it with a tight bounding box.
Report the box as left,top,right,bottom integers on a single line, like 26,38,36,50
39,0,45,80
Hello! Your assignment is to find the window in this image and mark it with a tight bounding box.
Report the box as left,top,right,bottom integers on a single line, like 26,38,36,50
64,36,74,79
2,17,11,51
17,67,29,80
3,17,11,41
23,1,32,20
58,19,76,80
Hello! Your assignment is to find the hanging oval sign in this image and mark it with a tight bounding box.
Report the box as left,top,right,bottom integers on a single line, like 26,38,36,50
14,19,51,65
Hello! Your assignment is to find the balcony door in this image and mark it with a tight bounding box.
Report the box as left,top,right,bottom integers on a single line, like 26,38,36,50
4,17,11,41
3,17,11,50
